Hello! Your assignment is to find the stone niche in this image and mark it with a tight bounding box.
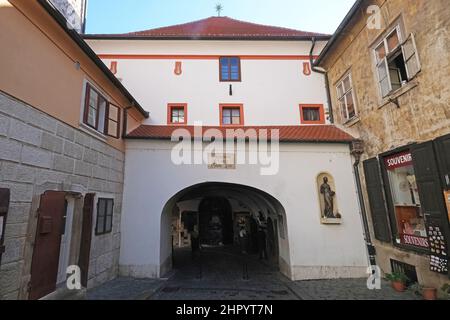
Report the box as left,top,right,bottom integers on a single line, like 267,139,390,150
316,173,342,225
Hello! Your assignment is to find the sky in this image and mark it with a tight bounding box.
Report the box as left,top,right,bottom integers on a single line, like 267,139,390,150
85,0,357,35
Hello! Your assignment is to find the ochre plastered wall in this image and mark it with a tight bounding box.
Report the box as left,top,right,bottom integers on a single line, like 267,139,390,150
0,0,145,151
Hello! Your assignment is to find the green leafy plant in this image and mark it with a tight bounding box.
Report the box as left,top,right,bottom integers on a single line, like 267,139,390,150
385,271,409,284
441,283,450,298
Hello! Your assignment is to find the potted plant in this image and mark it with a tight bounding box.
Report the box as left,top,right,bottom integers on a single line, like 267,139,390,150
440,283,450,300
422,286,437,300
386,272,409,292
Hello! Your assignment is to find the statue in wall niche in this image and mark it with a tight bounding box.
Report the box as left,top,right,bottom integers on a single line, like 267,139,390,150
320,176,340,219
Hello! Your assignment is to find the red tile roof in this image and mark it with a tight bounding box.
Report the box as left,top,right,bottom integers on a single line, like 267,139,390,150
126,125,354,143
85,17,330,40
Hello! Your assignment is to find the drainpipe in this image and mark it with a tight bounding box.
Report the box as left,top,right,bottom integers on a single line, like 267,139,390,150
351,141,377,266
309,37,334,123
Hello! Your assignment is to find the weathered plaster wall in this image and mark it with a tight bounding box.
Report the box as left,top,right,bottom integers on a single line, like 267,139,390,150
320,0,450,288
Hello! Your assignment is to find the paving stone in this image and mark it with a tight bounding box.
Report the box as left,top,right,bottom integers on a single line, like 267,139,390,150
85,247,421,301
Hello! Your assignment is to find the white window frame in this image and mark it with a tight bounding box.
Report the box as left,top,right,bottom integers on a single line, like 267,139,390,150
374,25,403,98
373,23,421,99
336,72,357,123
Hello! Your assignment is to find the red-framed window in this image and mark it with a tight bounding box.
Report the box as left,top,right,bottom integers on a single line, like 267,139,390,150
167,104,187,125
220,104,244,126
299,104,325,125
219,57,241,82
83,83,121,138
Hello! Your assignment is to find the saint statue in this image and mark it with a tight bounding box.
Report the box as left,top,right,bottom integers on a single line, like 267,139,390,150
320,176,336,218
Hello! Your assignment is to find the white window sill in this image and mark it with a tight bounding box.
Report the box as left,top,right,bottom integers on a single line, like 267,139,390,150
378,81,418,109
79,123,108,142
342,116,361,127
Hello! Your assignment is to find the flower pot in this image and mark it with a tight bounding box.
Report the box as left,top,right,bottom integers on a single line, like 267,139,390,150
422,287,437,300
392,281,406,292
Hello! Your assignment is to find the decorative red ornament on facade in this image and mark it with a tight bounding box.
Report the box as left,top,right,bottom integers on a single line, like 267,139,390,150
110,61,118,75
174,61,182,75
303,62,311,76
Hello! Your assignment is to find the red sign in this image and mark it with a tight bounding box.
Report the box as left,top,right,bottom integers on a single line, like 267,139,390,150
385,152,413,170
400,233,429,249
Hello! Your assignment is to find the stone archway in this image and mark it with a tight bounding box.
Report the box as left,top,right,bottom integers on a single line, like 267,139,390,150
160,182,290,278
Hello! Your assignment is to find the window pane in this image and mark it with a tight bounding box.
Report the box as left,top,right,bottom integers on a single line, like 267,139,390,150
231,109,240,117
88,107,97,127
343,76,351,92
387,30,400,52
89,89,99,110
105,215,113,233
223,109,231,117
340,99,348,121
345,92,355,119
172,109,179,117
375,43,386,62
220,58,230,80
107,199,113,216
109,105,119,121
231,116,241,124
303,107,320,121
222,116,231,125
377,59,388,80
96,216,104,234
108,121,118,136
337,83,344,98
98,200,106,218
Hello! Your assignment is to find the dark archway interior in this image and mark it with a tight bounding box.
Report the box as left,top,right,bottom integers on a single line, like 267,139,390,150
198,197,234,246
164,182,288,279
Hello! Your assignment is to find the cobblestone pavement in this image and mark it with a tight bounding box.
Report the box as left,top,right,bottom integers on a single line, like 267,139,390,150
86,246,421,300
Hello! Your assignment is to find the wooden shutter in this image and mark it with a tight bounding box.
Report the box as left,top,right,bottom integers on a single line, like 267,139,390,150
79,193,95,288
401,33,421,80
105,103,121,138
0,188,10,264
411,142,450,277
363,158,392,242
435,134,450,190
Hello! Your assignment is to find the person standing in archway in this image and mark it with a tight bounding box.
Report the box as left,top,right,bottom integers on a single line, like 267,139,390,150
239,226,248,254
191,225,200,258
257,215,268,260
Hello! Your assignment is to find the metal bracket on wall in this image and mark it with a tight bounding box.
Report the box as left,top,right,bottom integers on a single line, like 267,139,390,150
388,97,400,108
229,84,233,96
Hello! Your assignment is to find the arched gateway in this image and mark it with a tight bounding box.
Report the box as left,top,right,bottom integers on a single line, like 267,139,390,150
160,182,290,278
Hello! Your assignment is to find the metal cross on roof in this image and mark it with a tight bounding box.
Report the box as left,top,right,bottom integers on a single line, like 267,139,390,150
215,4,223,17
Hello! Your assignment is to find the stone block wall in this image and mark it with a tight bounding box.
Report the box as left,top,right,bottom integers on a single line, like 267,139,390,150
0,91,125,299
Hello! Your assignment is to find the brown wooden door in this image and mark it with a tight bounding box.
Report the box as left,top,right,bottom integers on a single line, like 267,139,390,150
79,193,95,287
29,191,67,300
0,188,10,265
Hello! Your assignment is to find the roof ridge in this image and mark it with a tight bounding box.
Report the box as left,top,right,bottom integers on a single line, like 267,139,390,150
122,16,216,36
86,16,330,38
